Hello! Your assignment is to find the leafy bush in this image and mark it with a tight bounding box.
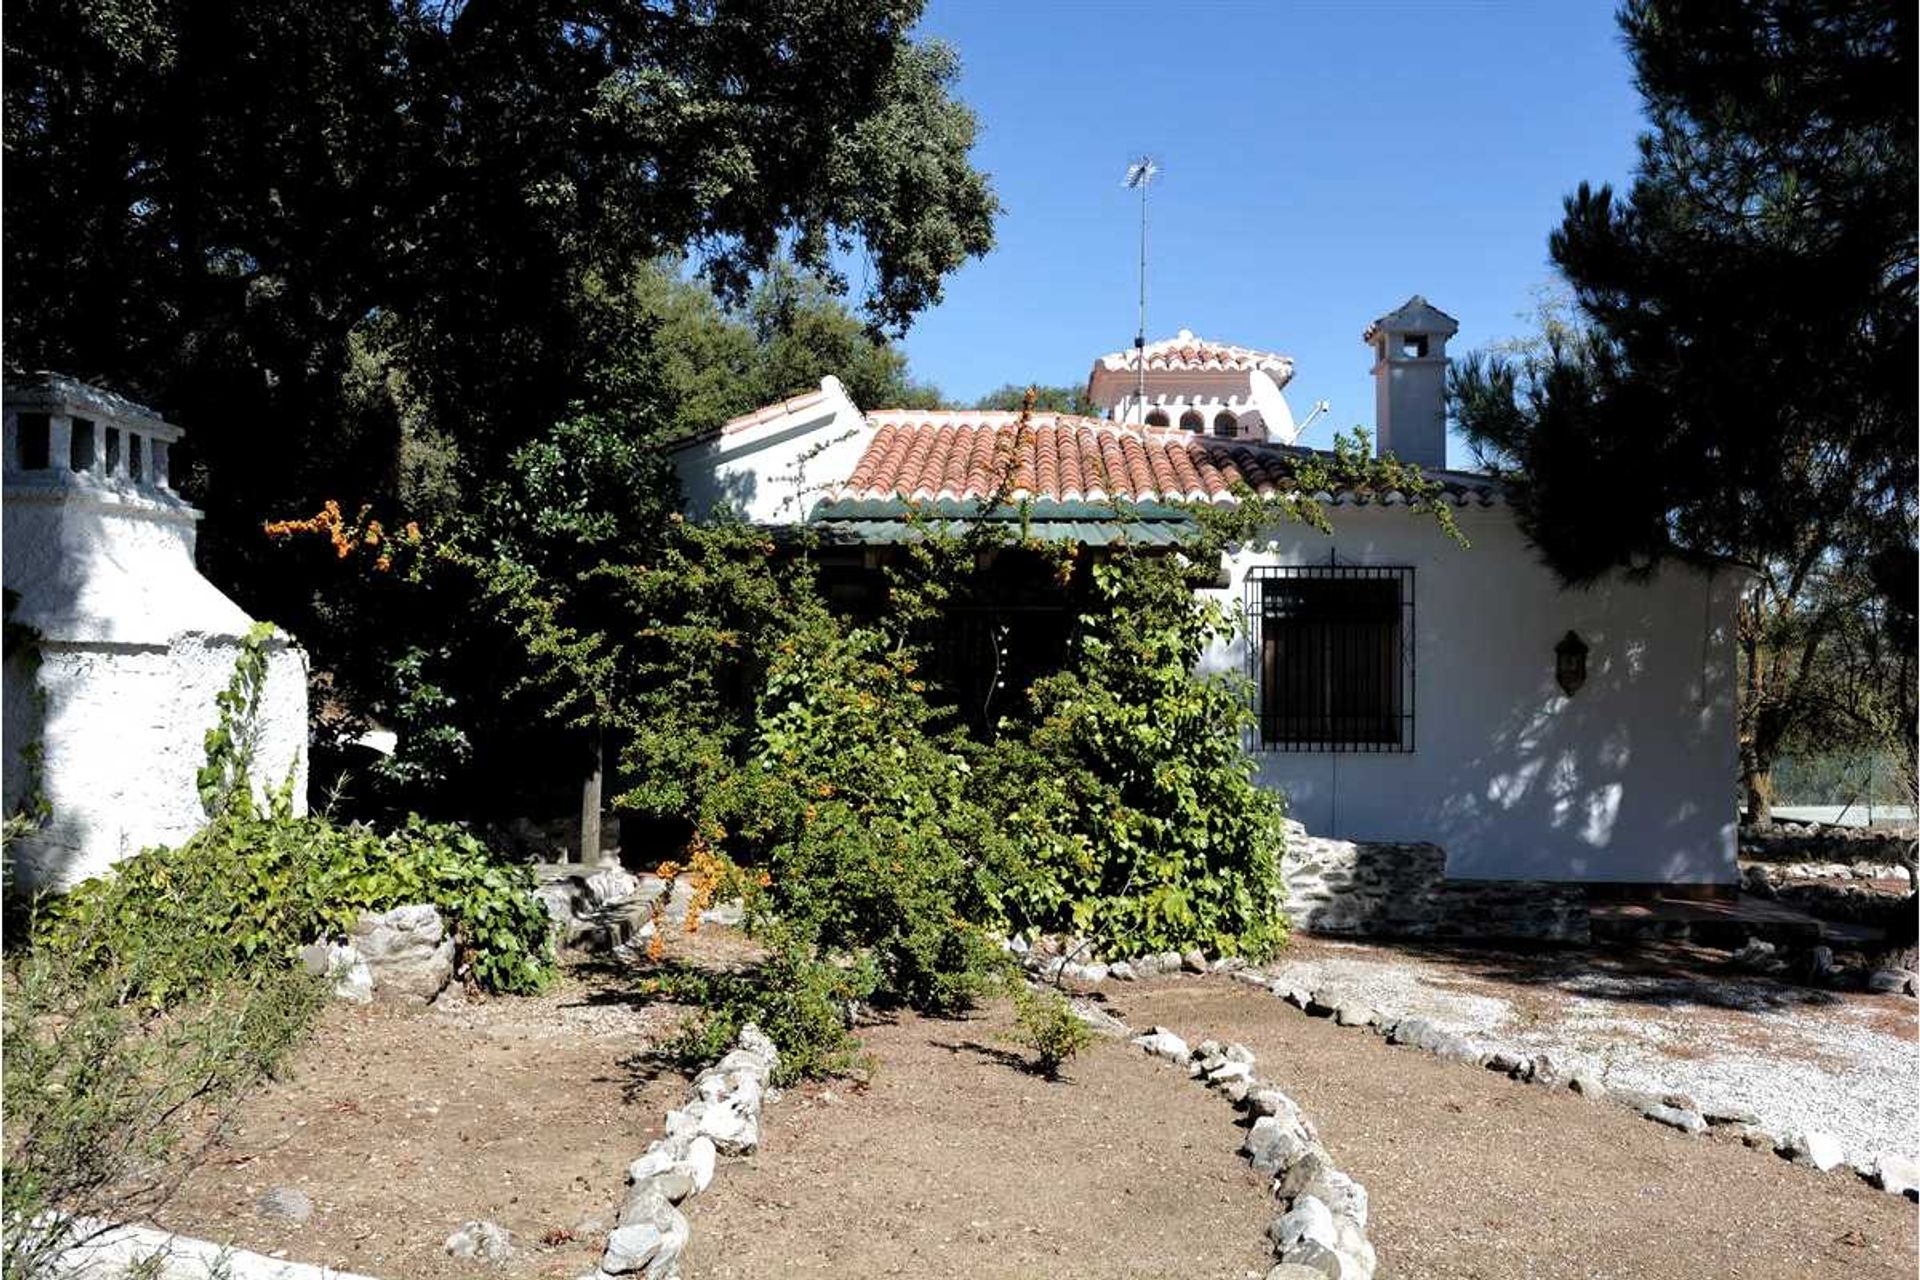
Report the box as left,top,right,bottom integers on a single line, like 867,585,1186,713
700,614,1014,1014
1009,984,1092,1079
43,811,555,1003
982,553,1290,962
649,931,877,1085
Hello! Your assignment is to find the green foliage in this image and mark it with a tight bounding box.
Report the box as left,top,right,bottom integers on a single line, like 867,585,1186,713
650,933,877,1086
43,811,554,1003
612,424,1467,1076
8,1,993,824
981,554,1290,962
745,263,945,411
196,622,278,820
4,896,323,1280
3,590,51,840
1009,984,1092,1079
702,616,1013,1014
974,383,1096,416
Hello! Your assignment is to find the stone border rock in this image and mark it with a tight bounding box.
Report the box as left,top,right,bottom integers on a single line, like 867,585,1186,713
1053,984,1380,1280
1021,936,1918,1205
575,1023,780,1280
42,1217,381,1279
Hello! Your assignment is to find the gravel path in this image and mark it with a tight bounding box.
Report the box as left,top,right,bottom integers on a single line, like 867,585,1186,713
1261,938,1919,1168
1117,979,1916,1280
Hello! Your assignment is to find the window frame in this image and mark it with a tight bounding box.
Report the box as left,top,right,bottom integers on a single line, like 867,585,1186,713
1245,564,1415,753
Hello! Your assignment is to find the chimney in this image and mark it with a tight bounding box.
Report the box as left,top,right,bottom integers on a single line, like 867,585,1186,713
1364,296,1458,470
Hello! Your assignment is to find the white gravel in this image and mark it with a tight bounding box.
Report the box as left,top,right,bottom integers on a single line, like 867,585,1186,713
1265,941,1919,1169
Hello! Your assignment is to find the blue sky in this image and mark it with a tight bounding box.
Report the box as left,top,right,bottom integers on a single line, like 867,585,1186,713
891,1,1646,466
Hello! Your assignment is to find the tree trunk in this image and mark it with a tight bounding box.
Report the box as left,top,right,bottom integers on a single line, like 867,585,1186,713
1740,764,1773,827
580,729,603,866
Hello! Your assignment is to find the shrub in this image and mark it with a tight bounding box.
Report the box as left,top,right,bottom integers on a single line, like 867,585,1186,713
699,613,1014,1014
1009,984,1093,1079
649,931,877,1085
4,892,323,1280
43,811,555,1003
983,553,1290,962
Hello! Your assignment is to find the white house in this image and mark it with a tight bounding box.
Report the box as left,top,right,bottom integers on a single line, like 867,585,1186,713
670,298,1743,894
3,375,309,890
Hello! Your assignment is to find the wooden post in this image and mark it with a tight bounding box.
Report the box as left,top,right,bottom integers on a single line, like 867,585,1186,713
580,728,603,866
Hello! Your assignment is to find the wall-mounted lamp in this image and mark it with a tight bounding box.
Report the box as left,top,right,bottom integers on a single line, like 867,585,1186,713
1555,630,1589,696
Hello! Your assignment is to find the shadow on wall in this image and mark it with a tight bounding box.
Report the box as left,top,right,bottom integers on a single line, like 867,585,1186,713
686,465,763,522
3,653,105,891
1434,575,1739,884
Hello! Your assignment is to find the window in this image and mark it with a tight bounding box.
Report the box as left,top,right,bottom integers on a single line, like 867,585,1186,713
128,433,144,482
71,418,96,472
1144,409,1170,427
15,413,50,470
1179,409,1204,432
105,427,122,476
1400,334,1429,358
1247,565,1413,751
1213,411,1238,438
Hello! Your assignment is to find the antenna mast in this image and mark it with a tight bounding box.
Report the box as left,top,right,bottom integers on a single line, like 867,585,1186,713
1124,156,1159,426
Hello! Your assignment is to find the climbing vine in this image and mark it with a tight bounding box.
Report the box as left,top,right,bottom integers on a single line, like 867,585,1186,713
195,622,280,821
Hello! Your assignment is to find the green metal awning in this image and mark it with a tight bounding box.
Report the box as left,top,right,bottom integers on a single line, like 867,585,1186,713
806,497,1200,547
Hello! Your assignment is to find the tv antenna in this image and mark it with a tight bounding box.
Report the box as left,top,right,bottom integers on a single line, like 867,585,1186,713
1124,156,1159,426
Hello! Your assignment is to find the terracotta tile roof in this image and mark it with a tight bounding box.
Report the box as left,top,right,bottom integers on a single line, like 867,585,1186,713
1092,329,1294,380
838,411,1500,508
714,386,831,436
661,384,834,451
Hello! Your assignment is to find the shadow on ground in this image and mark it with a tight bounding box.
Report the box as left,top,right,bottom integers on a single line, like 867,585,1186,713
1275,935,1849,1017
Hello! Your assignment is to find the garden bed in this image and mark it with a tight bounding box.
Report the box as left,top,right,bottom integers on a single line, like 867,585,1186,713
682,998,1275,1279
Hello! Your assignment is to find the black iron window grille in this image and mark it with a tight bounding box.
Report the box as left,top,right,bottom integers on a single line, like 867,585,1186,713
1246,565,1414,752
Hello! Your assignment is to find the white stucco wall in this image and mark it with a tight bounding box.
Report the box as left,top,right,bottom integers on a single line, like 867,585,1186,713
1201,504,1743,885
4,380,310,890
5,637,309,888
673,376,870,523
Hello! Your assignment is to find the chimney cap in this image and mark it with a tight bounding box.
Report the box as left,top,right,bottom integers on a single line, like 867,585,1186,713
1363,295,1460,345
4,373,183,440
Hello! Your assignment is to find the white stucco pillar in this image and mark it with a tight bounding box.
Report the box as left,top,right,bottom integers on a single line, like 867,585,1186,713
2,375,311,890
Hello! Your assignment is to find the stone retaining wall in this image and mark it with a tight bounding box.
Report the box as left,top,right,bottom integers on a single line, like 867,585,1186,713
1281,820,1590,944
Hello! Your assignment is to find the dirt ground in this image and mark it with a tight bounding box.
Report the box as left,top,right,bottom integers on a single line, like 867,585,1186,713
152,937,1917,1280
1114,977,1919,1280
157,963,690,1280
683,1000,1275,1279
